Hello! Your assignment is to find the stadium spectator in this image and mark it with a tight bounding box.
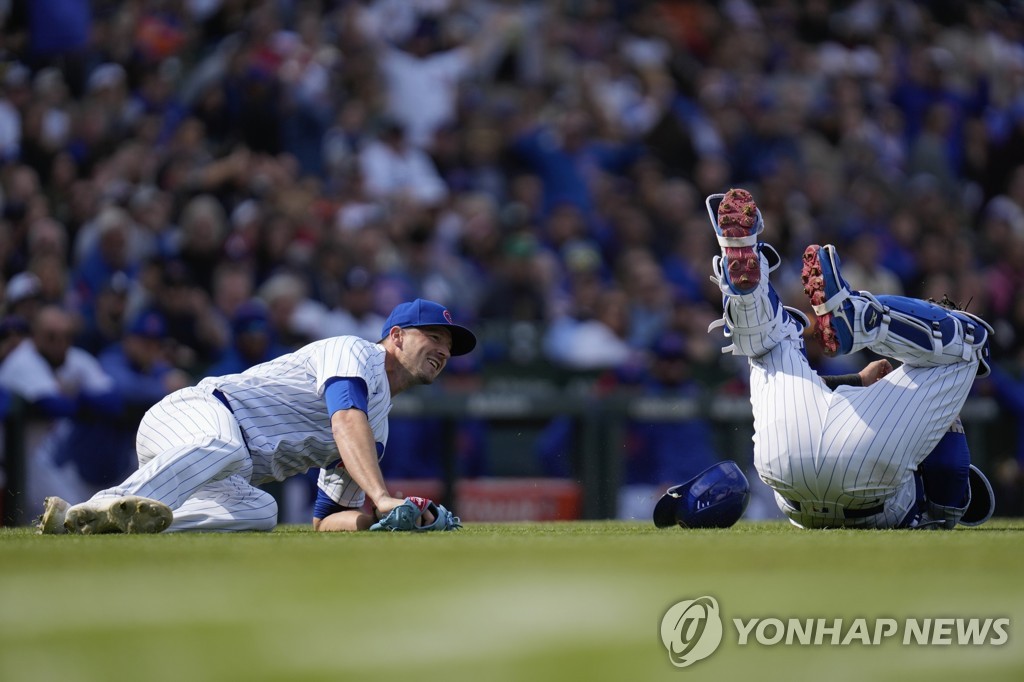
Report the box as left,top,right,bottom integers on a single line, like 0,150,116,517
71,205,140,319
316,266,387,342
509,103,645,230
151,260,229,374
544,285,638,372
358,118,449,209
0,315,29,363
1,0,1024,520
74,271,131,356
206,299,290,377
617,332,720,519
477,232,549,324
92,309,191,489
0,304,119,517
3,271,43,321
353,5,525,151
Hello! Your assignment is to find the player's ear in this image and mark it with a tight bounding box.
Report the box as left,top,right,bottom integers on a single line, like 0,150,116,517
388,325,404,348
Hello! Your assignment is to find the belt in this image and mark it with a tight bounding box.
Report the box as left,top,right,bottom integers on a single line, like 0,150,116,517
212,389,250,450
784,499,884,519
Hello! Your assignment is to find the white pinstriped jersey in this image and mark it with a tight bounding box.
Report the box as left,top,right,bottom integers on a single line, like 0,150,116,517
196,335,391,506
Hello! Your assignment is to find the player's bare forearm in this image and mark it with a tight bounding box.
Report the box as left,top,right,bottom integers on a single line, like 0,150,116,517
329,409,406,516
331,409,392,503
314,509,374,532
859,359,893,386
822,359,894,390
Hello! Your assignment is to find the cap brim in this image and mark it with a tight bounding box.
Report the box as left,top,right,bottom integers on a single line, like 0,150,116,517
448,325,477,356
409,323,476,356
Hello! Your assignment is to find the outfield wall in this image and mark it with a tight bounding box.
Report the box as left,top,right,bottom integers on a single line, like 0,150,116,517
1,391,1005,526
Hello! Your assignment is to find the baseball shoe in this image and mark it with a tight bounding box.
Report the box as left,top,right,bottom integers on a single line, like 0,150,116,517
707,188,764,295
801,244,857,356
36,496,71,535
64,496,173,535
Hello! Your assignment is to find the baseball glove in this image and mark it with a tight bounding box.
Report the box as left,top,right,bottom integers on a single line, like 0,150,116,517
369,496,462,532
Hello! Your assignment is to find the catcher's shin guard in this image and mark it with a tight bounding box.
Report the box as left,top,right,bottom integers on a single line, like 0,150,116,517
802,245,992,376
923,465,996,528
869,296,992,377
919,420,971,529
708,258,807,357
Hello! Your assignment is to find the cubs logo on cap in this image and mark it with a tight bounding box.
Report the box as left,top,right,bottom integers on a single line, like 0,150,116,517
381,299,477,356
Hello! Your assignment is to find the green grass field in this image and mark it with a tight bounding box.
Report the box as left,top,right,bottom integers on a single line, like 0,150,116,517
2,520,1023,682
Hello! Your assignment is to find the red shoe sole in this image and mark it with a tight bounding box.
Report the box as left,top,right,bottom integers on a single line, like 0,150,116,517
718,189,760,292
801,245,840,356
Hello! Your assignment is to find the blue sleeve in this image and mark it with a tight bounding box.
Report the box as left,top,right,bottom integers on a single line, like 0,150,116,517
78,390,123,416
324,376,368,417
31,395,79,418
313,487,347,519
100,350,171,405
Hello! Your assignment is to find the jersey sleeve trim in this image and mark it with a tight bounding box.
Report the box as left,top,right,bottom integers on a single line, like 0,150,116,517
324,376,369,416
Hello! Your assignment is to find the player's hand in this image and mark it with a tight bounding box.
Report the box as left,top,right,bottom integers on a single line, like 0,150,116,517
373,496,436,526
373,495,407,517
859,359,893,386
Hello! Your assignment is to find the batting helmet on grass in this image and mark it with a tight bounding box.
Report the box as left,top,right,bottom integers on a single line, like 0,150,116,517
653,460,750,529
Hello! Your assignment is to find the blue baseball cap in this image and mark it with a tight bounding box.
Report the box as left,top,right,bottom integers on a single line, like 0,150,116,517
231,301,270,335
381,299,477,356
127,309,167,339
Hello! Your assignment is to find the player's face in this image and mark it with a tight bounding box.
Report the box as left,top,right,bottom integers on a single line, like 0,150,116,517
402,326,452,383
33,311,74,369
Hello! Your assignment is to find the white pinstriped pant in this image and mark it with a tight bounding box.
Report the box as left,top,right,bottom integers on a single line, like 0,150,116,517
748,338,977,528
89,386,279,532
723,266,979,528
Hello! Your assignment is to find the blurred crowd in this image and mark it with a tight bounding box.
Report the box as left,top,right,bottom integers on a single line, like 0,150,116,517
2,0,1024,520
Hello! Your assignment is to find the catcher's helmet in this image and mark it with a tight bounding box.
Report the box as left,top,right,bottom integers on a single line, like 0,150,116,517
653,460,750,529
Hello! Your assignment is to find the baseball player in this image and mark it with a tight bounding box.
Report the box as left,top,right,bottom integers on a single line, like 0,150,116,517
705,188,993,529
37,299,475,534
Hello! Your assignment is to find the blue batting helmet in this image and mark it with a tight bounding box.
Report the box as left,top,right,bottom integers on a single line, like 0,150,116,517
653,460,750,529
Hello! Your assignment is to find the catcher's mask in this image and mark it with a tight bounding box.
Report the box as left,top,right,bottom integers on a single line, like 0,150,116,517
653,460,750,529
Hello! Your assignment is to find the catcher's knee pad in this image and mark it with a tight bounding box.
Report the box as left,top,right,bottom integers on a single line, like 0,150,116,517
869,296,992,376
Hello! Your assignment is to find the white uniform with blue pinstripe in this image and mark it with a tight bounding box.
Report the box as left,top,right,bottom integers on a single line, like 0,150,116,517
719,254,982,529
88,336,390,531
